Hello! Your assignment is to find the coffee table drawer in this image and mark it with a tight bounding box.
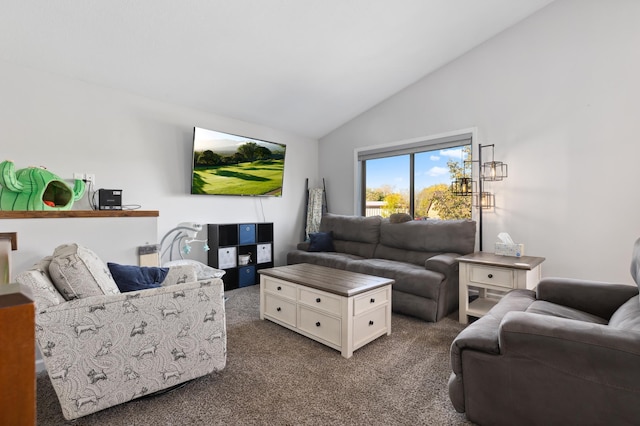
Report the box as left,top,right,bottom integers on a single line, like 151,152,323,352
298,306,341,346
263,277,297,300
353,305,388,348
264,294,296,327
354,288,388,315
299,287,342,315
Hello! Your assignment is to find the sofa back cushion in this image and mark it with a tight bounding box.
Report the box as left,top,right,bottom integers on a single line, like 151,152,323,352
378,219,476,254
16,256,65,312
319,213,381,258
48,243,120,300
608,296,640,331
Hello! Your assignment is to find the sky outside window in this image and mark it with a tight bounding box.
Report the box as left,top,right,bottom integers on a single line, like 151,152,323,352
366,147,468,193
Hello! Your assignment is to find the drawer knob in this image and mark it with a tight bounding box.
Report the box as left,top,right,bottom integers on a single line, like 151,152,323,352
276,307,281,312
370,298,375,303
488,274,493,278
316,297,321,303
277,286,282,291
369,320,374,326
315,321,321,327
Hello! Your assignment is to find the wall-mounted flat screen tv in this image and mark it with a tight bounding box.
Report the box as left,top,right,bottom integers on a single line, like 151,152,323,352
191,127,286,196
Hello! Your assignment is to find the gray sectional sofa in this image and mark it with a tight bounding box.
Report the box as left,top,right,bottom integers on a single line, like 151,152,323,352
287,213,476,321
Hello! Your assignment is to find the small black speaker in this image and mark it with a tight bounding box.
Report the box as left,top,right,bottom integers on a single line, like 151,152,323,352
98,189,122,210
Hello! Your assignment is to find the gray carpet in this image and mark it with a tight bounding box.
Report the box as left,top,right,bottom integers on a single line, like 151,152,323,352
36,285,473,425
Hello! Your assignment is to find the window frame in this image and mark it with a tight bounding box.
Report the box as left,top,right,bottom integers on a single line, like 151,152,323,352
354,128,478,219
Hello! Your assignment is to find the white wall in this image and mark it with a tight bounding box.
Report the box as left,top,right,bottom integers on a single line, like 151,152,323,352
319,0,640,284
1,216,158,279
0,60,318,273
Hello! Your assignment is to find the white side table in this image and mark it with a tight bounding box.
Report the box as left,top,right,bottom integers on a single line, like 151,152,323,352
458,252,545,324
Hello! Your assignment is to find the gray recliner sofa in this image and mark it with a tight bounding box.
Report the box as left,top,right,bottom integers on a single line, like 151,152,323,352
287,213,476,322
449,237,640,426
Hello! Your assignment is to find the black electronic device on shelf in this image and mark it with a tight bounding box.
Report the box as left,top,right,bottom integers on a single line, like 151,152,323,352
98,189,122,210
207,223,274,291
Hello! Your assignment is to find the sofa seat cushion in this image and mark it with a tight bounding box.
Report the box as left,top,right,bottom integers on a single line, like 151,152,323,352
347,258,415,279
48,243,120,300
286,250,363,270
393,267,447,300
347,259,445,299
608,296,640,331
525,300,608,325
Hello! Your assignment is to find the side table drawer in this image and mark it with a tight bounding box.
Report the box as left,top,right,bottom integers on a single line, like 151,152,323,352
353,305,388,348
264,294,296,327
298,306,341,346
299,287,342,315
469,265,514,289
353,287,388,315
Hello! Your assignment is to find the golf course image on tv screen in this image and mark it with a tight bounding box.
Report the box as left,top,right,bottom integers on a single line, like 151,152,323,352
191,127,286,196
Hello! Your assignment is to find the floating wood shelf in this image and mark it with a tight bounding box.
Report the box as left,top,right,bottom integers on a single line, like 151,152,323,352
0,210,159,219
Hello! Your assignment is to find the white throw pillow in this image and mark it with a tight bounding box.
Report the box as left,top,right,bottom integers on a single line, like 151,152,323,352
16,256,66,311
48,243,120,300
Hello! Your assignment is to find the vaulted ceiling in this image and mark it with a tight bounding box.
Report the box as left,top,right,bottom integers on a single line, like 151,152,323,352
0,0,555,139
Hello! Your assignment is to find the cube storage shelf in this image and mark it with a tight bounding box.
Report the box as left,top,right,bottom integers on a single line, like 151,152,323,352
207,223,274,291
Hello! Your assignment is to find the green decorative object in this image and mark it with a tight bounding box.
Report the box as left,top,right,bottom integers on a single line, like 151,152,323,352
0,160,86,211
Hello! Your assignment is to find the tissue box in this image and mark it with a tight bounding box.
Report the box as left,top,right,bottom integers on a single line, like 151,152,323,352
495,243,525,257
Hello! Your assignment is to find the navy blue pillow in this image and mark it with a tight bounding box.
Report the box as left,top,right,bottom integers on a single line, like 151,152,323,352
107,263,170,292
308,232,335,252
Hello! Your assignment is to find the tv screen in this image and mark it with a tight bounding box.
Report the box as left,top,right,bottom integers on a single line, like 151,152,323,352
191,127,287,196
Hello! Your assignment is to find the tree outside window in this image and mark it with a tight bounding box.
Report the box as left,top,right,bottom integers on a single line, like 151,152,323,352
363,144,471,220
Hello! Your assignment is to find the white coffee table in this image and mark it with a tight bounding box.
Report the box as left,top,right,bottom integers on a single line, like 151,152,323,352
258,263,394,358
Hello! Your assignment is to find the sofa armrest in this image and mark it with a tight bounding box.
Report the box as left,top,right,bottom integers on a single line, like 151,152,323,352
425,253,459,276
450,289,536,375
162,264,198,286
499,311,640,388
536,278,638,320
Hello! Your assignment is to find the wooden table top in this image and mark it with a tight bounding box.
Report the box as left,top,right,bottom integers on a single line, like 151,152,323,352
258,263,394,297
457,252,545,270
